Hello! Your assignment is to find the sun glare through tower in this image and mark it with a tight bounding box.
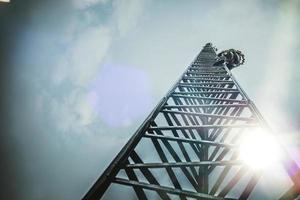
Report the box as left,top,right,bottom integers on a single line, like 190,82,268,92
239,128,282,170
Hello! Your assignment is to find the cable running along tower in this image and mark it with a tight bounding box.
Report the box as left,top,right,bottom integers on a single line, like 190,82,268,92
83,43,300,199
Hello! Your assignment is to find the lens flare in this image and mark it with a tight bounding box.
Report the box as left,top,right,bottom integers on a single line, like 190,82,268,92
239,129,282,170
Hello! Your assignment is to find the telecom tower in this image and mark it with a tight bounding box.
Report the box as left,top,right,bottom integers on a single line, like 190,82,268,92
83,43,300,199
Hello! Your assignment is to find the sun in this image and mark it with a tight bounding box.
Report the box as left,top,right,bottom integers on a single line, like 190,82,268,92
238,128,283,170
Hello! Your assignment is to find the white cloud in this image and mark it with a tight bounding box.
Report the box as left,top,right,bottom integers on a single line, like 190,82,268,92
74,91,97,126
69,26,111,86
48,89,98,136
48,0,149,135
113,0,147,36
52,27,111,87
49,21,112,134
72,0,109,9
53,0,148,87
256,1,299,130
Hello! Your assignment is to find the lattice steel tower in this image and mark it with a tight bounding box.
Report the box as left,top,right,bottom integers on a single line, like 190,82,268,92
83,43,300,199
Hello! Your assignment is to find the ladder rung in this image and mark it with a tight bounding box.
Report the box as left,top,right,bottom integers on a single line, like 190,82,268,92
184,74,230,79
171,94,247,103
190,65,223,68
149,124,258,131
177,85,238,91
182,77,232,82
173,91,240,95
187,71,227,75
125,161,241,169
186,71,229,77
189,66,226,70
113,178,231,200
181,80,234,84
163,104,249,109
194,59,215,61
192,62,216,64
186,68,225,76
161,110,253,121
144,134,236,148
179,83,234,87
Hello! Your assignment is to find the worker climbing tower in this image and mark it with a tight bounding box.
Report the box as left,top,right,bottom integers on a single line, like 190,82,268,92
83,43,300,199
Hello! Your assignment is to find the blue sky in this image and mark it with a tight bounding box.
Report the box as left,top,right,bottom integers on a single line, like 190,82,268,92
1,0,300,199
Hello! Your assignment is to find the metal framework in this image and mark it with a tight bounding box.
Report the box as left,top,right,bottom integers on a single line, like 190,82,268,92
83,43,300,199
